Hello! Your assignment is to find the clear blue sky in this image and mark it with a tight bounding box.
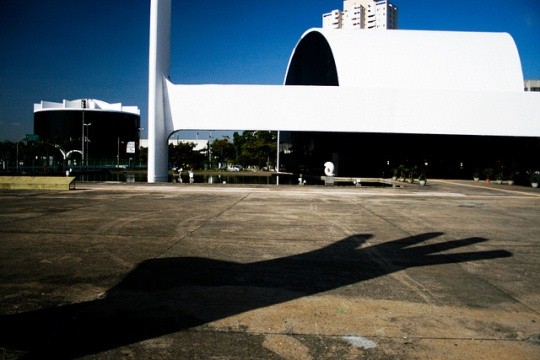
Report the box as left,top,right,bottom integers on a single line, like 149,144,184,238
1,0,539,141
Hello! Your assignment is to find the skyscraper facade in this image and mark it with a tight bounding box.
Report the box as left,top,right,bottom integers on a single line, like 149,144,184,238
323,0,398,30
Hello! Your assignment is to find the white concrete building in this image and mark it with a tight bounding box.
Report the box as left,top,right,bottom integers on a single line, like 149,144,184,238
34,99,141,164
342,0,363,29
524,79,540,91
34,99,140,115
322,9,342,29
323,0,398,30
139,138,208,151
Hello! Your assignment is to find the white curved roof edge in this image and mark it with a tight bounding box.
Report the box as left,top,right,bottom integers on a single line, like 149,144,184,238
33,99,140,115
164,81,540,138
285,28,524,92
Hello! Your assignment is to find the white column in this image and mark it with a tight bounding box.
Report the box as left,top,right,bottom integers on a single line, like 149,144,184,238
148,0,171,182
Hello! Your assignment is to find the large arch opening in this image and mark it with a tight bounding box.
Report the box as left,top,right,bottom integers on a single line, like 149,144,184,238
285,31,338,86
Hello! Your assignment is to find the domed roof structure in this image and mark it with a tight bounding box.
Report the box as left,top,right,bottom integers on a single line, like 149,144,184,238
285,28,524,92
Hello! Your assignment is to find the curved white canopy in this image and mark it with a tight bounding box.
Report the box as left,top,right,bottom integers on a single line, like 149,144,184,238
164,29,536,139
285,28,524,92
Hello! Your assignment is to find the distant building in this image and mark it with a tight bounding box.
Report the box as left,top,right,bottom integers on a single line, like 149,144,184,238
322,9,343,29
34,99,140,166
524,79,540,91
139,138,208,152
323,0,398,30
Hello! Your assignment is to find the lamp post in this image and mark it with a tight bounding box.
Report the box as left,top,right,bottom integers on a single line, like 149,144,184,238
16,136,25,174
276,131,280,185
81,99,87,170
83,123,92,168
208,133,213,169
137,128,144,167
117,137,125,168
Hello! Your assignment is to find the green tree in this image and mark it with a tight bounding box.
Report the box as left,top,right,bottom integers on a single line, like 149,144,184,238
211,136,235,166
233,131,277,169
168,142,205,170
138,146,148,168
0,141,16,171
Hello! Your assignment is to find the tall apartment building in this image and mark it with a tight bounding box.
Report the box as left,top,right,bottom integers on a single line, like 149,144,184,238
524,79,540,91
323,0,398,30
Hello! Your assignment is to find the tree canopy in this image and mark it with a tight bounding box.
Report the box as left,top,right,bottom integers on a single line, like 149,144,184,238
233,131,277,169
168,131,277,170
168,142,205,170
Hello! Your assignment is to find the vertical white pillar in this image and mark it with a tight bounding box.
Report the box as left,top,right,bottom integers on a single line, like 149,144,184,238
148,0,171,182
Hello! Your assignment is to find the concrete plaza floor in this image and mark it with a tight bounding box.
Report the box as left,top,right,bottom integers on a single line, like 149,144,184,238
0,180,539,359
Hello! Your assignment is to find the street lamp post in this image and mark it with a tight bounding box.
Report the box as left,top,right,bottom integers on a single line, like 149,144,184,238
16,137,25,174
138,128,144,167
276,131,280,185
208,133,212,169
83,123,92,168
81,99,87,170
117,137,124,168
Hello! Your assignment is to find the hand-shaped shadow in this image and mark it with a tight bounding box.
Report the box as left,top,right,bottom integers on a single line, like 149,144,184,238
0,232,511,358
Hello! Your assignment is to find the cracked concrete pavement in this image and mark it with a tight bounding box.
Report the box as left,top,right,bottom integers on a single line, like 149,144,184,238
0,180,539,359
